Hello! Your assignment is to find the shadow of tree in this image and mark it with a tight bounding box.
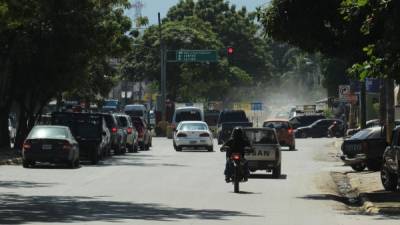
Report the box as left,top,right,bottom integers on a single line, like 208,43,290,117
0,194,258,224
0,181,57,189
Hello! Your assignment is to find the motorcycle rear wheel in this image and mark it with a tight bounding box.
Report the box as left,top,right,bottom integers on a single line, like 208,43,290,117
234,167,240,193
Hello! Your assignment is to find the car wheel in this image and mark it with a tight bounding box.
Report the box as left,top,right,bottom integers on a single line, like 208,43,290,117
145,143,150,151
289,145,296,151
91,150,99,165
272,164,281,178
22,160,31,168
128,144,134,153
133,144,138,153
207,146,214,152
366,159,382,171
351,163,366,172
381,166,398,191
121,144,126,155
176,146,182,152
300,132,307,138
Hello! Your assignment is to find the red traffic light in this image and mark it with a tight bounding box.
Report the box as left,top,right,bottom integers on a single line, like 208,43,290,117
227,47,234,55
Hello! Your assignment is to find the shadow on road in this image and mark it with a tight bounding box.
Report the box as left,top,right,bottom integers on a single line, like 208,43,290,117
249,174,287,180
0,194,259,224
298,194,360,206
0,181,57,189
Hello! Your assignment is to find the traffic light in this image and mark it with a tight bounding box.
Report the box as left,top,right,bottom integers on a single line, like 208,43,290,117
227,46,234,55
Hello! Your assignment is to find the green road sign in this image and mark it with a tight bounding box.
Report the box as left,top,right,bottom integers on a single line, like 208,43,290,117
167,50,218,62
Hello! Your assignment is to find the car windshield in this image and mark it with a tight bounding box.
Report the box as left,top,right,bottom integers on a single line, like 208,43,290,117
179,123,208,131
175,110,202,123
126,110,144,117
29,127,68,139
218,111,247,123
244,130,278,145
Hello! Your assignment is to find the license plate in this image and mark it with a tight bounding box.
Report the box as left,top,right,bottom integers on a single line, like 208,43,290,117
42,144,52,150
190,141,197,144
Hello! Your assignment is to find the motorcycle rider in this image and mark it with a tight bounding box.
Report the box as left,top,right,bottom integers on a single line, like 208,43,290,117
221,127,251,182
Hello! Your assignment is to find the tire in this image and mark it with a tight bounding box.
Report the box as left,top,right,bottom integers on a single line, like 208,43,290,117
68,159,78,169
273,164,281,178
22,160,31,168
366,159,382,171
207,146,214,152
128,144,134,153
114,145,120,155
300,132,307,138
133,144,138,153
381,167,398,191
218,139,222,145
145,143,150,151
234,167,240,193
91,150,99,165
289,145,295,151
176,146,182,152
351,163,366,172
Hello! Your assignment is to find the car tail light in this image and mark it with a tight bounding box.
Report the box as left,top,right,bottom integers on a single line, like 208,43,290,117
127,127,133,134
199,133,209,137
231,153,241,160
63,141,72,151
177,133,187,137
23,140,31,151
111,127,117,133
288,128,293,135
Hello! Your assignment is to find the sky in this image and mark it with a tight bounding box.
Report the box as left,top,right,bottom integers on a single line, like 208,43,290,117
126,0,271,25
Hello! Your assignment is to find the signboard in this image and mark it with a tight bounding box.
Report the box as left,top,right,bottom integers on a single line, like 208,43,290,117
167,50,218,62
339,85,351,100
251,102,263,111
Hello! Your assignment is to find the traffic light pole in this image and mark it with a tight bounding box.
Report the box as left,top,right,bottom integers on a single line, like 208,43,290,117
158,12,166,122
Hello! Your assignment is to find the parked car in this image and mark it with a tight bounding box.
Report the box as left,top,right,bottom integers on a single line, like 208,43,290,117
51,112,111,164
131,116,152,150
116,114,138,153
295,119,344,138
22,125,79,168
340,126,387,171
289,115,326,129
124,104,149,124
217,110,253,144
381,126,400,191
263,119,295,150
346,119,381,136
173,121,213,152
243,128,282,177
101,113,127,155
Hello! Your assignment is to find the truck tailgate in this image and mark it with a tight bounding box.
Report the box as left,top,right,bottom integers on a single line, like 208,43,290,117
245,145,277,161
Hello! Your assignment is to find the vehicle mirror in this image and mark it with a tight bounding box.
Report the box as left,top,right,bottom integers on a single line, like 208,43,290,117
220,146,230,152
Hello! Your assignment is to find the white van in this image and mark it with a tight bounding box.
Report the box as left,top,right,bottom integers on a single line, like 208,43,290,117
172,107,204,129
124,104,148,123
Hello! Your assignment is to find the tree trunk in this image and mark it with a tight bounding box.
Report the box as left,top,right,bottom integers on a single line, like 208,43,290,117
386,79,395,144
379,78,386,126
0,108,11,148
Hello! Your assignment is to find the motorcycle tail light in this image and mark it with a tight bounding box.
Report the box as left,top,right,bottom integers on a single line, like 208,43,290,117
231,153,241,160
288,128,293,134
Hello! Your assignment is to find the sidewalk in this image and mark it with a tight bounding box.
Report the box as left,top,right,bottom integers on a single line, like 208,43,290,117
0,147,22,166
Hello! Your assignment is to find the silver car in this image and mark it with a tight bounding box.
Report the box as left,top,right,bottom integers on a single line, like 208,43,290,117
173,121,213,152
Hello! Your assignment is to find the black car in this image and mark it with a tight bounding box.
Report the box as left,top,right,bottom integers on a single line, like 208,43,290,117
381,126,400,191
22,125,80,168
101,113,127,155
341,126,387,171
51,112,111,164
295,119,343,138
217,110,253,144
289,115,326,130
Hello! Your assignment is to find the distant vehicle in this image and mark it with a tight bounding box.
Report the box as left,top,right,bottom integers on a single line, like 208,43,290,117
102,99,120,113
381,126,400,191
100,113,127,155
124,104,149,124
170,106,204,138
131,116,152,150
173,121,213,152
289,115,326,130
295,119,343,138
263,119,295,150
116,114,138,153
204,110,220,137
217,110,252,144
51,112,111,164
243,128,282,177
8,117,16,144
341,126,387,172
22,125,79,168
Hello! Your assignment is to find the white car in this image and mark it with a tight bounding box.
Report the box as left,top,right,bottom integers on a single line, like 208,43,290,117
173,121,213,152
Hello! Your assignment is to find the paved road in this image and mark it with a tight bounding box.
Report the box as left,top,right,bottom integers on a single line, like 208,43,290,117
0,138,399,225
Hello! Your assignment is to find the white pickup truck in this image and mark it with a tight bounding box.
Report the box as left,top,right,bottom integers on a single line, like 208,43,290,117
243,128,282,178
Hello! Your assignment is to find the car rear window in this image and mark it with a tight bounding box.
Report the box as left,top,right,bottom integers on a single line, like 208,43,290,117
118,116,128,127
103,115,116,128
263,121,289,129
75,118,102,138
29,127,68,139
244,130,278,145
179,123,208,131
218,111,248,124
175,110,202,123
350,128,383,140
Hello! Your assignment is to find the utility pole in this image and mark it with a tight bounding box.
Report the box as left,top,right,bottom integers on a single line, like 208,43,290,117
158,12,166,122
360,81,367,129
379,78,386,127
386,79,395,144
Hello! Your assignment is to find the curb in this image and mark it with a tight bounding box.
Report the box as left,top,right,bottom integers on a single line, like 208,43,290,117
359,193,380,214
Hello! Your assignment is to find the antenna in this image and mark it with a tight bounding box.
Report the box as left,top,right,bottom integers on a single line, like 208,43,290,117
132,0,145,28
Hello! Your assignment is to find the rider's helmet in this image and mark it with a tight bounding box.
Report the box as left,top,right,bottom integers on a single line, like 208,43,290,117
231,127,243,140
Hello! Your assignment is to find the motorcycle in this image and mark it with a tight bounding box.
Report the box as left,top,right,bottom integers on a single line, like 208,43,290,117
221,146,253,193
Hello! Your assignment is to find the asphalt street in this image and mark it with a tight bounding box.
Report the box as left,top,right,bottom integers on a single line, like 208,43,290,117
0,138,399,225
